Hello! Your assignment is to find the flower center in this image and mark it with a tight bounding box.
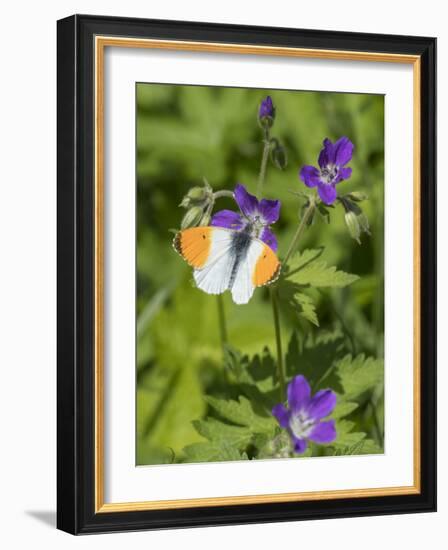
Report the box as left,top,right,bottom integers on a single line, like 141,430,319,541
320,164,338,184
245,215,266,239
289,410,315,439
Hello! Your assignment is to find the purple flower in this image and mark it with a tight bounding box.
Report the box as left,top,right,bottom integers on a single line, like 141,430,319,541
272,375,337,454
211,184,280,252
259,95,275,119
299,137,354,205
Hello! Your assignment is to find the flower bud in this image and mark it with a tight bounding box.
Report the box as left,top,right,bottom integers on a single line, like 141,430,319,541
271,143,287,170
339,196,370,244
181,206,204,229
346,191,369,202
187,186,208,201
179,184,211,208
258,96,275,129
179,196,191,208
358,212,371,234
344,210,361,244
317,202,331,224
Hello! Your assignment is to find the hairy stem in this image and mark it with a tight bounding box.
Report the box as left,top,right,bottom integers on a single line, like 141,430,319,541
213,190,235,200
256,135,271,199
216,294,228,350
270,288,286,400
283,200,316,265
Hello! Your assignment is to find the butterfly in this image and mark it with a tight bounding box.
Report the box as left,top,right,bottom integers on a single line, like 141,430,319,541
174,226,281,304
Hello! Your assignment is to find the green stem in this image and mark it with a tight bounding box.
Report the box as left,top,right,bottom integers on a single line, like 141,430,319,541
206,189,235,226
256,129,285,399
272,200,316,400
216,294,228,349
213,190,234,200
313,364,335,392
283,200,316,265
256,136,271,199
270,288,285,400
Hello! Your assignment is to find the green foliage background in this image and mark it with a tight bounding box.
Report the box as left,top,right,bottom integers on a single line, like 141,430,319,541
136,83,384,465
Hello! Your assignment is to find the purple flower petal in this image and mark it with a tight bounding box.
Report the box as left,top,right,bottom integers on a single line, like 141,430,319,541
259,227,278,252
335,166,352,183
234,184,259,219
308,420,336,444
318,138,335,168
333,137,354,167
287,375,311,413
258,198,281,224
272,403,289,428
211,209,244,230
292,436,308,454
300,165,321,188
317,183,337,205
259,96,274,118
307,390,337,420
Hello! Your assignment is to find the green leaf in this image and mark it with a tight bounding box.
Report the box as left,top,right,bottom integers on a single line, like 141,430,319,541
185,381,278,462
332,400,359,419
355,438,383,455
323,422,383,457
183,441,248,463
219,346,279,410
293,291,319,326
205,395,276,434
329,430,382,456
336,354,384,400
286,249,359,288
277,280,319,326
193,418,252,450
285,330,345,390
223,344,244,378
246,348,276,387
328,420,366,451
286,248,325,273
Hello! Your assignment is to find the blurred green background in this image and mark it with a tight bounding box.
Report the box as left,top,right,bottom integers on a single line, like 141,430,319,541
136,83,384,465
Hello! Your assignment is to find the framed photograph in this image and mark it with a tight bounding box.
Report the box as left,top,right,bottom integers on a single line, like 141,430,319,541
57,14,436,534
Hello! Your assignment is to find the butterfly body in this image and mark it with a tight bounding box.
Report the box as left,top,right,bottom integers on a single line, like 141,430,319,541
174,226,281,304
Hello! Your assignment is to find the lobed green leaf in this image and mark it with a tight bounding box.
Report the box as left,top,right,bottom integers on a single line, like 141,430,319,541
336,354,384,400
183,441,248,463
205,395,276,434
285,249,359,288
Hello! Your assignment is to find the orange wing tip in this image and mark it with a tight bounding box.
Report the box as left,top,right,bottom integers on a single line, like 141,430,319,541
172,227,213,268
265,262,282,287
254,262,282,287
252,244,282,287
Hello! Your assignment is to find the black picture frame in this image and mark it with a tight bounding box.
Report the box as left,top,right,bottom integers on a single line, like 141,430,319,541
57,14,436,534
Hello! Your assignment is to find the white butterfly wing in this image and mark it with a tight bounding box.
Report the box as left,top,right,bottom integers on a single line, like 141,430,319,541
193,228,234,295
230,239,264,305
231,238,281,305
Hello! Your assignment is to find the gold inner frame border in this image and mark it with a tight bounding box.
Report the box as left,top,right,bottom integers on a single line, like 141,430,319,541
94,36,421,513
